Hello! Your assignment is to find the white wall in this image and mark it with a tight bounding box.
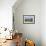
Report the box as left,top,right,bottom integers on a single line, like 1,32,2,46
41,0,46,46
13,0,41,46
0,0,16,30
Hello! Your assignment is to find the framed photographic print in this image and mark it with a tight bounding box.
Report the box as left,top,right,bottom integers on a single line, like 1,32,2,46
23,15,35,24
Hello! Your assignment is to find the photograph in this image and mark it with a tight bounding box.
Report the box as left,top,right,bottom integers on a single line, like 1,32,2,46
23,15,35,24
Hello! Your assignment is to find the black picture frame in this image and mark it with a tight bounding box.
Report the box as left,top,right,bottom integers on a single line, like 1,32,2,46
23,15,35,24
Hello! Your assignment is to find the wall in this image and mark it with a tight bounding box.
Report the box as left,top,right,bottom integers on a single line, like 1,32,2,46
13,0,41,46
0,0,16,30
41,0,46,46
